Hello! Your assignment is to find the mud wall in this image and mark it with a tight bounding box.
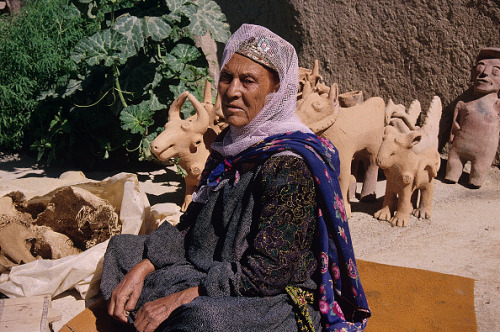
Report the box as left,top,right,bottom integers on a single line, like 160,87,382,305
215,0,500,165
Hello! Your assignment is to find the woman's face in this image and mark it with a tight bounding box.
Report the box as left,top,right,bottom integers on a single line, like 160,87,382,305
218,53,279,128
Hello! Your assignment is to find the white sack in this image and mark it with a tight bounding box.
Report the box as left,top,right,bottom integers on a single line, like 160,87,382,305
0,172,150,299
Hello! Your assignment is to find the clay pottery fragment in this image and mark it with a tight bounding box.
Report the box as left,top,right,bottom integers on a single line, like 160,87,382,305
339,90,364,107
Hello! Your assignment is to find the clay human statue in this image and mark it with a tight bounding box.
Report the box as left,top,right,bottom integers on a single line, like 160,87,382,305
374,125,441,227
445,47,500,188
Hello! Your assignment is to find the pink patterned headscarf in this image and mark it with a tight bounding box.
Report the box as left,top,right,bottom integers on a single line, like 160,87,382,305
211,24,312,157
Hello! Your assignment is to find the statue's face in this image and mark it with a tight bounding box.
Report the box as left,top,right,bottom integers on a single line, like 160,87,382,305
473,58,500,94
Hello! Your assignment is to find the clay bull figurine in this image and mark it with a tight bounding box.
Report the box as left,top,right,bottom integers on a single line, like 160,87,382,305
151,86,221,211
374,126,441,227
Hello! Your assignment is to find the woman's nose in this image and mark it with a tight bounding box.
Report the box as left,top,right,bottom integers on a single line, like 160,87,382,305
226,79,242,97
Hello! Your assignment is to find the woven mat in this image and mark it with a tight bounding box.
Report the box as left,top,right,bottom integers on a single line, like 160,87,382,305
60,260,477,331
357,260,477,331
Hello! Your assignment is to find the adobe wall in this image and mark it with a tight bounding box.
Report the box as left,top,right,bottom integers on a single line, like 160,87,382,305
215,0,500,165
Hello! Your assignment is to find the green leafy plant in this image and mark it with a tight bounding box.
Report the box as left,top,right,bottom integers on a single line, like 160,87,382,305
1,0,230,168
38,0,230,167
0,0,99,151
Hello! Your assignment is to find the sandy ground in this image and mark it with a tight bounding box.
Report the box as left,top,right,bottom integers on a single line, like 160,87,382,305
0,152,498,331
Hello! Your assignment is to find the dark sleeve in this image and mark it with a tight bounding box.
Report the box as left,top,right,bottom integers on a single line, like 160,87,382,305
143,202,203,269
239,156,318,296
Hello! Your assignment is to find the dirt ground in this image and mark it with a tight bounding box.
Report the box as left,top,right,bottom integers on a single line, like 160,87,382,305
0,152,498,331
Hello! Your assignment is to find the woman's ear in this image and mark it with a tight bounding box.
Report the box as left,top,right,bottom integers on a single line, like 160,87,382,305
268,68,280,92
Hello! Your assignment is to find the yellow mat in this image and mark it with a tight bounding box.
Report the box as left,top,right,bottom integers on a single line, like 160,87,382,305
60,260,477,331
357,260,477,331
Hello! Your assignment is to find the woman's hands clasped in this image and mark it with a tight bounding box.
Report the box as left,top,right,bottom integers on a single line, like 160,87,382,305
108,259,155,323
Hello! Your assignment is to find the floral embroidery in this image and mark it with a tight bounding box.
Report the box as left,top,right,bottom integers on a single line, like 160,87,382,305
286,285,315,332
332,301,346,320
330,263,340,281
320,252,329,273
319,299,329,314
347,259,358,279
338,226,347,244
334,194,347,222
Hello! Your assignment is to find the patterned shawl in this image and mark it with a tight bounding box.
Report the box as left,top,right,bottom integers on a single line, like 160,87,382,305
197,131,371,331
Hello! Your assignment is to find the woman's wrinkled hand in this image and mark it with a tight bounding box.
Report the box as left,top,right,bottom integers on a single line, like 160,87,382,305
108,259,155,323
134,286,200,332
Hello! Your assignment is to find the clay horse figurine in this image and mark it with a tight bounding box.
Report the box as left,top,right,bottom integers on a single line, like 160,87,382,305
445,47,500,188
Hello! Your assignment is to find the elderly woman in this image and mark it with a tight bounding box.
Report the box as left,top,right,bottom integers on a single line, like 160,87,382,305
100,24,370,331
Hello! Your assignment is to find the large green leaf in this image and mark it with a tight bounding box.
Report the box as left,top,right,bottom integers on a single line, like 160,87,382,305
165,0,194,21
188,0,230,42
120,102,155,134
114,14,173,57
145,16,173,41
171,43,202,63
113,14,146,58
71,29,128,66
148,94,166,111
162,53,184,76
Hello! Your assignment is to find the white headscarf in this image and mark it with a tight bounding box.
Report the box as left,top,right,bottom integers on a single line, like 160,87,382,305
211,24,312,157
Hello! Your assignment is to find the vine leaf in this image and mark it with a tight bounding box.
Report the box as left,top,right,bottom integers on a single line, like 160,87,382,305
165,0,194,21
120,102,155,135
71,29,128,66
149,94,166,111
146,16,173,41
113,14,146,58
171,43,202,63
162,53,184,76
113,14,173,58
188,0,230,42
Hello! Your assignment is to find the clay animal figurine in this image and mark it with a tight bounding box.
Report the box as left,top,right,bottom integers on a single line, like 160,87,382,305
385,96,443,154
374,126,441,227
296,79,385,218
385,98,421,133
152,86,220,211
411,96,442,155
298,60,333,99
445,47,500,188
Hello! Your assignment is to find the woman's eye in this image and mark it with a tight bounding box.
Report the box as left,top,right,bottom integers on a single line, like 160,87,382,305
492,68,500,76
219,73,232,83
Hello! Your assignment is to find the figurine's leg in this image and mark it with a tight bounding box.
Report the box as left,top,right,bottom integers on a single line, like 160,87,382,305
390,186,413,227
360,158,378,202
374,180,397,222
338,150,353,218
413,181,434,219
444,148,464,183
469,158,490,188
349,159,360,201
